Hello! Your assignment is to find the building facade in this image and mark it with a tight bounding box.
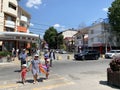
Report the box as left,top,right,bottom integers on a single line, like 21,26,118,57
0,0,39,51
61,29,77,51
74,18,119,54
74,27,89,53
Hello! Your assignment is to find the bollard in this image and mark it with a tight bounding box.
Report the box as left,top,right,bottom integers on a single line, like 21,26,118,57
100,54,105,59
57,56,62,60
67,55,71,60
57,56,60,60
102,54,105,58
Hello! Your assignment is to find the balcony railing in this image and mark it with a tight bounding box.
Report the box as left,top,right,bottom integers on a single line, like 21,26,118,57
20,15,28,22
5,20,15,28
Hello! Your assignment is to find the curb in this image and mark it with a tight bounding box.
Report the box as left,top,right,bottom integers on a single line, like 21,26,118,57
0,62,14,66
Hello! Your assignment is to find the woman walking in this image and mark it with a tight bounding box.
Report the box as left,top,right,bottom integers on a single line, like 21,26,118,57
29,54,41,84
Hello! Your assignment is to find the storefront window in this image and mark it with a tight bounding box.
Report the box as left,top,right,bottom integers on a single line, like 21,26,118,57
4,41,15,51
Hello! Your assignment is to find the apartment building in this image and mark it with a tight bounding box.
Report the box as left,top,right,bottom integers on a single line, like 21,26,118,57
0,0,39,51
61,29,77,51
74,27,89,53
88,20,119,54
75,19,116,54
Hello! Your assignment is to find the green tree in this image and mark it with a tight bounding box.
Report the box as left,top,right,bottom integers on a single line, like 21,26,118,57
108,0,120,34
57,34,64,49
43,27,64,49
44,27,57,49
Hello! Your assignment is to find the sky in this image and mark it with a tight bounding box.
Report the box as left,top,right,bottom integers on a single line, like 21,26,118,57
19,0,114,38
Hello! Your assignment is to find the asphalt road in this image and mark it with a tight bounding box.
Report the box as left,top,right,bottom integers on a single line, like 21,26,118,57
0,54,119,90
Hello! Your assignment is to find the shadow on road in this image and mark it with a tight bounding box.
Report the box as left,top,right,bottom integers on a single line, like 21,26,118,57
14,70,21,72
16,77,46,84
99,80,120,89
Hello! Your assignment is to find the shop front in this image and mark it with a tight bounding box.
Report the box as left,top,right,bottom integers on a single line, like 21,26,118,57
0,32,39,51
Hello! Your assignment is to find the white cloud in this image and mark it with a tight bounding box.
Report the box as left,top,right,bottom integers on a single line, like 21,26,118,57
53,24,67,32
53,24,60,28
30,23,34,26
26,0,42,9
102,8,108,12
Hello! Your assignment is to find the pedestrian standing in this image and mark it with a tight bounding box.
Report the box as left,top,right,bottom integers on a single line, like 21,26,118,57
16,49,19,57
12,48,15,61
29,54,41,84
44,50,49,65
49,49,55,67
36,48,40,56
19,49,28,69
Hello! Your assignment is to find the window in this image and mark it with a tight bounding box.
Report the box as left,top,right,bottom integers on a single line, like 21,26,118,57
7,16,12,21
20,22,24,27
5,14,16,21
77,36,81,39
9,2,16,10
91,38,94,42
5,27,14,32
91,30,94,34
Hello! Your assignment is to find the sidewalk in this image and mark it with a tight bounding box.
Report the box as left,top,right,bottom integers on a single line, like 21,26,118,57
0,56,32,66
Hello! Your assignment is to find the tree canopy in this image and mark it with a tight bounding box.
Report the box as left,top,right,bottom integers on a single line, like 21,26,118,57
108,0,120,34
43,27,63,49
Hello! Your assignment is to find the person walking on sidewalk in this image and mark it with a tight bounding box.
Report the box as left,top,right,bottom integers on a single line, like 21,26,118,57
29,54,41,84
49,49,55,67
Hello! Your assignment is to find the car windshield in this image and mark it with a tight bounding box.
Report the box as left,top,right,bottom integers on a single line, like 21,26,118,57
109,50,120,53
81,50,88,54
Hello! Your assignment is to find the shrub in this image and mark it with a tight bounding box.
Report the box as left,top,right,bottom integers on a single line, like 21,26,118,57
109,56,120,71
0,51,12,57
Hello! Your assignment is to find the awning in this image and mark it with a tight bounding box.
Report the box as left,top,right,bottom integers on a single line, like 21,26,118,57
0,32,39,43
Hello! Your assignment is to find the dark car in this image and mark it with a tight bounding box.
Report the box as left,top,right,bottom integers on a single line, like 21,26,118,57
74,50,100,60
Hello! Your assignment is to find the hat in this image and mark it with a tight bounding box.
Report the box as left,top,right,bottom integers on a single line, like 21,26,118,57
34,54,39,57
23,49,26,52
22,64,27,67
46,58,50,62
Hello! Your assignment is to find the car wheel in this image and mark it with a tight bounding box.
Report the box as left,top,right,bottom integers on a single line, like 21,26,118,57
82,56,85,60
112,55,116,59
95,55,98,60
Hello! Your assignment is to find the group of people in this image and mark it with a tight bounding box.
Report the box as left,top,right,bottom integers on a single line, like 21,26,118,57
19,49,56,84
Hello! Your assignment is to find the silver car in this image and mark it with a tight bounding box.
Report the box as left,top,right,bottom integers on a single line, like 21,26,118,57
105,50,120,59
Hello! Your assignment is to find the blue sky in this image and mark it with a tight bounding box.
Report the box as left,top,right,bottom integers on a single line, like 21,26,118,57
19,0,114,37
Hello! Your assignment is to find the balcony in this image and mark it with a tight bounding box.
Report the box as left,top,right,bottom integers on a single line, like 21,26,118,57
3,7,17,17
17,26,27,33
20,15,28,22
5,20,15,28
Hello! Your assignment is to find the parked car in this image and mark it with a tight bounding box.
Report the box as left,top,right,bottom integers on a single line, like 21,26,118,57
105,50,120,59
74,50,100,60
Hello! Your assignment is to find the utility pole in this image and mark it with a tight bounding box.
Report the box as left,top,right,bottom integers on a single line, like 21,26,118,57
104,22,108,53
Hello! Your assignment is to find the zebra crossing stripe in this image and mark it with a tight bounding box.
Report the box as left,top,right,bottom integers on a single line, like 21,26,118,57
0,83,19,89
33,81,75,90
